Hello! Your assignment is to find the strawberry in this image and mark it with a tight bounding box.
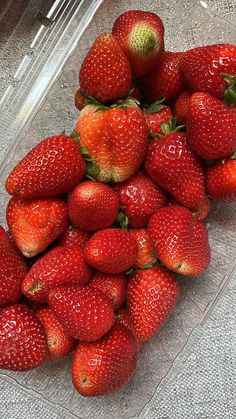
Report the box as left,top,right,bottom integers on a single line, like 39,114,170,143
207,154,236,202
116,307,142,350
88,272,127,310
148,206,211,276
115,172,167,228
5,134,86,199
79,33,131,103
143,51,184,103
75,88,86,110
130,228,157,269
187,92,236,160
57,225,91,248
0,304,47,371
72,322,137,396
145,132,209,218
112,10,164,78
127,267,179,342
180,44,236,102
143,100,173,137
49,285,114,341
84,228,138,274
22,245,91,303
36,306,76,361
0,226,28,307
76,99,148,183
173,90,191,124
7,196,68,257
68,181,119,231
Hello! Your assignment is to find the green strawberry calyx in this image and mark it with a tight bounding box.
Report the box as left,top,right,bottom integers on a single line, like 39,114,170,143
116,211,129,230
150,116,185,140
221,72,236,108
79,144,100,181
85,95,140,111
143,97,166,114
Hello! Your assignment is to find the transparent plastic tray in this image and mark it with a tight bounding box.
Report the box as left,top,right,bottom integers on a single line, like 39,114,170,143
0,1,235,418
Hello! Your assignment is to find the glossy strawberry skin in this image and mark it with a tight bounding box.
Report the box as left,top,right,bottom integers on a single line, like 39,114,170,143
88,272,127,310
6,196,68,258
0,304,47,371
0,226,28,307
144,106,173,136
180,44,236,99
112,10,164,77
116,307,142,350
36,306,76,361
145,132,209,217
76,104,148,183
68,181,119,231
127,267,179,342
79,33,131,103
49,285,115,341
207,157,236,202
143,52,184,103
115,172,167,228
130,228,157,269
72,322,137,396
148,206,211,276
173,91,191,124
57,225,91,248
84,228,138,274
5,135,86,199
187,92,236,160
22,245,91,303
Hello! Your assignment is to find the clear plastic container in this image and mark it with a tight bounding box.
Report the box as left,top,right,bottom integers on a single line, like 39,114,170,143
0,1,235,418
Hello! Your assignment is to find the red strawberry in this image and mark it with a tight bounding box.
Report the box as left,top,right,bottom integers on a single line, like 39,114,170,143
68,181,119,231
116,307,142,349
7,196,68,257
143,100,173,137
148,206,211,276
84,228,138,274
180,44,236,101
173,90,191,124
115,172,167,228
75,88,86,110
112,10,164,77
127,267,179,342
130,228,157,269
0,304,47,371
187,92,236,160
22,245,91,303
207,155,236,202
72,322,137,396
79,33,131,103
36,306,76,361
88,272,127,310
0,226,28,307
49,285,114,341
5,135,86,199
145,132,209,218
143,52,184,103
76,99,148,183
57,225,91,248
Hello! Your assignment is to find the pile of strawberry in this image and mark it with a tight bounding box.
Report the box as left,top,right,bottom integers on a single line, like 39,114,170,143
1,10,236,397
